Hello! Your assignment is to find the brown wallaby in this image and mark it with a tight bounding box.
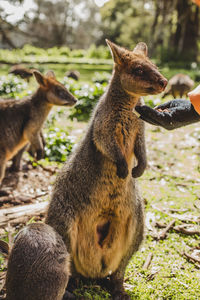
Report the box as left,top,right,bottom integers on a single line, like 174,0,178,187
162,73,194,99
65,70,80,81
0,70,77,186
1,223,70,300
9,65,35,82
46,40,167,299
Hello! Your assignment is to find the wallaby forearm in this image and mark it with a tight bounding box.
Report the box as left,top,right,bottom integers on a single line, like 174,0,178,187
132,121,147,178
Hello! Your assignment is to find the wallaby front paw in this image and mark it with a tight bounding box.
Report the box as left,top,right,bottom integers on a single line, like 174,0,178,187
132,166,144,178
116,159,128,179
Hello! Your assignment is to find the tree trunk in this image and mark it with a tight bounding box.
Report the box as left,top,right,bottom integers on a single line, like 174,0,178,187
171,0,200,61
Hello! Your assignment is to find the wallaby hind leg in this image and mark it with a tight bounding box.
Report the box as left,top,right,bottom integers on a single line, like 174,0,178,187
0,154,6,186
26,132,44,160
10,146,27,172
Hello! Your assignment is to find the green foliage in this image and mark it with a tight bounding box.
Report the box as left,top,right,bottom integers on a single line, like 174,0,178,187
44,128,74,162
63,78,107,121
86,44,111,59
0,75,27,98
43,109,74,162
0,45,111,65
92,71,111,84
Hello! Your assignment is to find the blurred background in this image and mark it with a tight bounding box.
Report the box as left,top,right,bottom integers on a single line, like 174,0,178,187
0,0,200,66
1,3,200,299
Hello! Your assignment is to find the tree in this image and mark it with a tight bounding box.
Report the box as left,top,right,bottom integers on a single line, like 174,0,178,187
0,0,102,49
100,0,200,63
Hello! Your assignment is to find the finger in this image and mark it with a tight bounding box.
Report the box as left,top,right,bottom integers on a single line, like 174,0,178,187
155,100,175,110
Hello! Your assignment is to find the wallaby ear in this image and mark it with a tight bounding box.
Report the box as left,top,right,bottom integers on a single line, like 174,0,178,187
133,42,148,57
33,71,47,87
46,70,56,79
106,39,124,65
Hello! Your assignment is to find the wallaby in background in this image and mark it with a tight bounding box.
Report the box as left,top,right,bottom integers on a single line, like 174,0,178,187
46,40,167,299
9,65,35,82
0,70,77,186
0,223,70,300
65,70,80,81
162,73,194,99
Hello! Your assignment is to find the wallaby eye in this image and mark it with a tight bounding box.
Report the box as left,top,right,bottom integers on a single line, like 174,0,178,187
55,86,65,98
133,68,143,76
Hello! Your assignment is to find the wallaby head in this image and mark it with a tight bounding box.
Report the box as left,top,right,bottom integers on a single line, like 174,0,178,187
33,70,77,106
106,39,167,97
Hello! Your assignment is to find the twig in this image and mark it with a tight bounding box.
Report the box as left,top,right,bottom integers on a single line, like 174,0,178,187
152,204,200,223
154,221,167,229
183,251,200,265
174,225,200,236
143,253,153,270
38,164,57,175
155,220,176,240
0,202,48,227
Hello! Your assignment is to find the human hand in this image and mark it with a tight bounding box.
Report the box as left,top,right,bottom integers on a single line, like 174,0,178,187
135,99,200,130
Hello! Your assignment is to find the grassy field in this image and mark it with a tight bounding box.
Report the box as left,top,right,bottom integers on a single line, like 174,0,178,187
0,61,200,299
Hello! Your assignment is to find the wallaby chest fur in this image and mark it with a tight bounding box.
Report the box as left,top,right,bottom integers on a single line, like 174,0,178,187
6,223,70,300
46,40,167,298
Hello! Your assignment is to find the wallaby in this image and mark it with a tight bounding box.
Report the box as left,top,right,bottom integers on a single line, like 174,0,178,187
162,73,194,99
65,70,80,81
0,98,45,172
9,65,35,82
46,40,167,299
0,223,70,300
0,70,77,186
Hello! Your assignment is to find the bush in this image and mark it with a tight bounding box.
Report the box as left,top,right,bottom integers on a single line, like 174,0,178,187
63,77,107,121
86,44,111,59
92,71,111,84
0,75,27,98
44,128,74,162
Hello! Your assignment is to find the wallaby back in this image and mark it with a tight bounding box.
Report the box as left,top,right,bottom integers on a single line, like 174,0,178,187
162,73,194,99
46,40,167,299
6,223,70,300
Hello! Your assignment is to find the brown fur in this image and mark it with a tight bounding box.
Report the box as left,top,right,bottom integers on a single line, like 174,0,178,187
9,65,35,82
162,73,194,99
0,70,77,185
5,223,70,300
46,40,167,299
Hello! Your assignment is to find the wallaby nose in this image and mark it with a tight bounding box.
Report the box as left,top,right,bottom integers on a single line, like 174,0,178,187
159,78,168,89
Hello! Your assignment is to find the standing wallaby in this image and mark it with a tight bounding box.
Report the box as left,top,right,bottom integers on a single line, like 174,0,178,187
162,73,194,99
0,70,77,186
46,40,167,299
3,223,70,300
